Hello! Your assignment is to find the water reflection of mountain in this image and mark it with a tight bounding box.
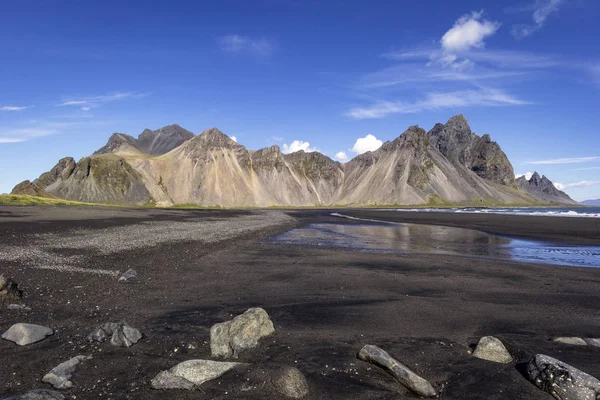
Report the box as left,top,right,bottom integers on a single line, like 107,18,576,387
277,223,512,258
272,222,600,268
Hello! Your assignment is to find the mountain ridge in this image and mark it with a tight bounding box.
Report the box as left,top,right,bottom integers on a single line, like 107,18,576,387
516,172,577,205
12,115,570,207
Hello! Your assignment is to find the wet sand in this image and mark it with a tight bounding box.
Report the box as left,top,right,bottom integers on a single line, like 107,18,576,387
1,206,599,399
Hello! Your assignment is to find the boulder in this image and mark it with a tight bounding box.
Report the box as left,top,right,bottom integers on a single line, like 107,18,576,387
0,276,23,300
88,322,142,347
2,323,53,346
584,338,600,347
42,355,91,389
527,354,600,400
271,367,309,399
472,336,513,363
118,269,137,282
0,389,65,400
357,345,436,398
210,308,275,358
553,337,588,346
151,359,243,390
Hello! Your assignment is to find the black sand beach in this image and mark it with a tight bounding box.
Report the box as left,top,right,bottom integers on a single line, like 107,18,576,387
1,206,599,399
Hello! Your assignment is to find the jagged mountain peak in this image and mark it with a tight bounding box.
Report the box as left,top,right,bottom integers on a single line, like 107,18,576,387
193,127,242,149
446,113,471,131
95,125,194,156
517,171,577,204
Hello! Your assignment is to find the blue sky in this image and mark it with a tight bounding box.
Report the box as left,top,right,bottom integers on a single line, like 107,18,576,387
1,0,599,201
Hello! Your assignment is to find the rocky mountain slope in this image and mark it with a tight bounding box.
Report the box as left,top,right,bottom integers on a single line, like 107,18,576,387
516,172,578,205
13,115,565,206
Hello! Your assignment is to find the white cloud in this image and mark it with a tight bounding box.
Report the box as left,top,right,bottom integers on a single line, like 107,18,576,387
525,156,600,165
0,128,57,144
350,134,383,154
282,140,317,154
516,172,534,180
347,88,529,119
571,166,600,171
271,136,283,142
56,91,149,108
0,106,31,111
230,136,237,142
555,181,600,190
441,11,501,53
512,0,563,38
334,151,349,162
217,35,274,57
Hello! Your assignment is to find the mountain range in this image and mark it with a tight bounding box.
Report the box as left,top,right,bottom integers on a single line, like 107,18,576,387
581,199,600,206
12,115,576,207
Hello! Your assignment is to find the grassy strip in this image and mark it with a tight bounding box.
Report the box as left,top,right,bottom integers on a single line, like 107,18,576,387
0,194,111,207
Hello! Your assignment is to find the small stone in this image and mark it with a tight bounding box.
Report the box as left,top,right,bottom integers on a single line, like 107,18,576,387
210,308,275,358
0,276,23,299
151,359,243,390
7,304,31,311
357,344,436,398
553,337,588,346
472,336,513,363
0,389,65,400
88,322,141,348
2,323,53,346
118,269,137,282
527,354,600,400
42,355,91,389
271,367,309,399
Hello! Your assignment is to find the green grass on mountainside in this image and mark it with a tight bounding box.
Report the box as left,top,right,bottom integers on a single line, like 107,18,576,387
0,194,110,207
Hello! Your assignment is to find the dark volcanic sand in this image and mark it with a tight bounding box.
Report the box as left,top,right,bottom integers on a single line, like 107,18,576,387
1,206,599,400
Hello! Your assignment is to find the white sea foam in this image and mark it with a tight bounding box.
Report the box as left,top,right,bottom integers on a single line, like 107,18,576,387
390,208,600,218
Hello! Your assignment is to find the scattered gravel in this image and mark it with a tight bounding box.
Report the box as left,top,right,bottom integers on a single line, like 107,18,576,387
0,211,292,276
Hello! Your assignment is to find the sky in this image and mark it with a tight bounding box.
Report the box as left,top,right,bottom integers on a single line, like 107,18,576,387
1,0,599,201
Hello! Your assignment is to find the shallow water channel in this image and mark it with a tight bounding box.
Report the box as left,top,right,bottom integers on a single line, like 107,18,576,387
271,219,600,268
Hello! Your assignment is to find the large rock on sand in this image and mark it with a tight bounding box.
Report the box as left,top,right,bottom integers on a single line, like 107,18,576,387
527,354,600,400
271,367,310,399
42,355,91,389
0,389,64,400
472,336,513,363
151,359,244,390
357,344,436,397
210,308,275,358
2,323,53,346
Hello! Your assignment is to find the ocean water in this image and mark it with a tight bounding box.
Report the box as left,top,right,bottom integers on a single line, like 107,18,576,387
390,206,600,218
272,217,600,268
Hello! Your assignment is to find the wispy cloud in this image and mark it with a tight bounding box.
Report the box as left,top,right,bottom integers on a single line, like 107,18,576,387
555,180,600,190
347,88,529,119
570,166,600,171
0,127,57,143
56,91,150,110
217,35,275,57
271,136,283,142
1,106,32,111
525,156,600,165
512,0,563,38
